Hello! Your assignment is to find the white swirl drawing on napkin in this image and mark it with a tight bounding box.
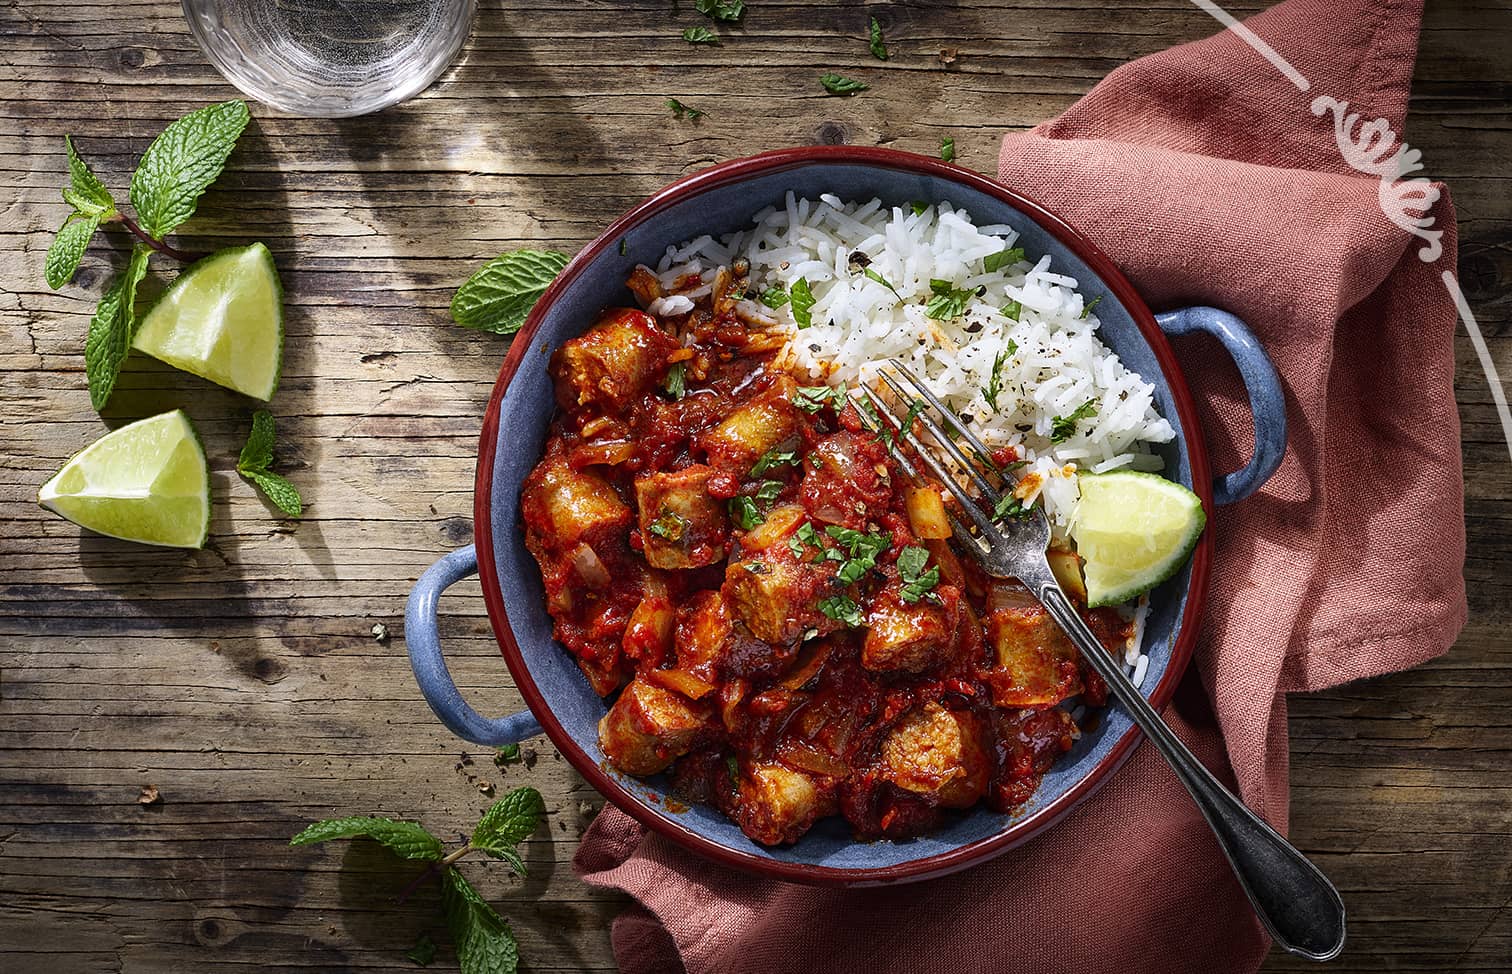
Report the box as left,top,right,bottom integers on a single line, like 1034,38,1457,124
1190,0,1511,463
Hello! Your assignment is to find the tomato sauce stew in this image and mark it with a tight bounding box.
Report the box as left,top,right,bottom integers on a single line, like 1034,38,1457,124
521,274,1129,845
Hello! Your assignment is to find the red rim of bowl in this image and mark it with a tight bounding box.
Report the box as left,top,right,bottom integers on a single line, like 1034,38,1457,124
473,145,1214,887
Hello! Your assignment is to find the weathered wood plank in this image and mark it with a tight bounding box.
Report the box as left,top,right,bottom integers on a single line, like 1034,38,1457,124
1,0,1507,971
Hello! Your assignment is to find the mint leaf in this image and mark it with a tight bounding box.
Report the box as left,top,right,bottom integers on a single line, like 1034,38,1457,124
869,17,888,60
820,73,869,95
941,137,956,162
897,545,940,603
238,409,276,471
45,213,101,289
983,247,1025,273
442,868,519,974
694,0,744,22
1049,398,1098,443
451,249,569,335
470,786,544,876
84,244,150,411
63,135,115,218
130,100,250,239
924,279,976,321
682,26,718,44
407,933,437,966
666,97,705,121
789,277,815,328
290,816,445,862
249,470,303,517
818,595,864,628
238,410,303,517
1000,299,1022,320
760,285,789,309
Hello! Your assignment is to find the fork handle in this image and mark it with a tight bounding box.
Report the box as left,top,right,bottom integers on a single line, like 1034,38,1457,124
1032,575,1347,962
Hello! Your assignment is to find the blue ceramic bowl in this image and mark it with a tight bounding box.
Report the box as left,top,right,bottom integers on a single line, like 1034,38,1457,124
405,147,1286,886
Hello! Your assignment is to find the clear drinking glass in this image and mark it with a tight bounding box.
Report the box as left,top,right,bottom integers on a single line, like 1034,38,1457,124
182,0,476,117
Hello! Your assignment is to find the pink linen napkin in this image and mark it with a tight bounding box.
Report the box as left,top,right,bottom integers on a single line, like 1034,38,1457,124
575,0,1467,970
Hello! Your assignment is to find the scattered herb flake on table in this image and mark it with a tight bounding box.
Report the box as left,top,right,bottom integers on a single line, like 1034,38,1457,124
820,73,869,95
869,16,888,59
682,26,719,44
694,0,744,22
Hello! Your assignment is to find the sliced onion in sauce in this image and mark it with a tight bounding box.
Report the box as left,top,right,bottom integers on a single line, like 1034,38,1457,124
568,542,612,589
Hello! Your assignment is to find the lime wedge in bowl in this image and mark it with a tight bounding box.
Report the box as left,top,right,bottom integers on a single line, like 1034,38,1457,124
132,242,283,400
38,410,211,548
1072,470,1206,608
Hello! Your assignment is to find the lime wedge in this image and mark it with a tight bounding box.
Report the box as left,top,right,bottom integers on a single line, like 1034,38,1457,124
38,410,211,548
1072,470,1206,608
132,242,283,400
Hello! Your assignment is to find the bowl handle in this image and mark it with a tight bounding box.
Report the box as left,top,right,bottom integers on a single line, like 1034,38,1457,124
1155,306,1287,506
404,544,545,746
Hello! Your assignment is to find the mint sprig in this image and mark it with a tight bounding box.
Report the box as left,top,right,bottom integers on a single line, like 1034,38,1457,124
292,786,543,974
290,816,445,860
83,245,150,410
43,102,254,410
451,249,569,335
237,410,303,517
130,100,250,239
470,786,545,875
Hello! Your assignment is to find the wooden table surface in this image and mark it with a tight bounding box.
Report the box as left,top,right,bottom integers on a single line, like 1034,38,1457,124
3,1,1508,971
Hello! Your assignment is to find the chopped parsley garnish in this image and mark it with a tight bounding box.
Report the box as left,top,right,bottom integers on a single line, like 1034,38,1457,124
752,480,783,505
789,277,816,328
910,201,929,216
694,0,744,21
648,510,689,541
795,382,846,414
981,342,1015,412
924,279,977,321
1049,398,1098,443
983,247,1025,273
1080,295,1103,319
824,525,891,584
993,492,1031,520
682,26,719,44
877,399,927,454
897,545,941,603
818,595,865,628
760,285,790,309
788,521,825,559
940,137,956,162
662,361,686,399
666,98,705,120
1000,299,1022,320
820,73,869,96
751,446,798,476
728,496,764,531
853,394,884,431
863,267,904,302
869,17,888,60
618,238,628,256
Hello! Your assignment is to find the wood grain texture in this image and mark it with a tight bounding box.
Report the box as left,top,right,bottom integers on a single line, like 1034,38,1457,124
1,0,1508,971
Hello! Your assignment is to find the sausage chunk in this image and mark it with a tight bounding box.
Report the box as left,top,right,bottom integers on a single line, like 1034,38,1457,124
551,308,679,413
735,762,828,845
721,550,841,646
696,374,802,472
983,597,1082,707
880,702,990,808
634,464,728,569
676,590,792,684
862,584,960,674
520,456,632,555
598,679,710,776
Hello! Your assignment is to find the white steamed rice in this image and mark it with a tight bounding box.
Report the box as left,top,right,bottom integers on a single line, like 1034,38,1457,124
650,193,1176,534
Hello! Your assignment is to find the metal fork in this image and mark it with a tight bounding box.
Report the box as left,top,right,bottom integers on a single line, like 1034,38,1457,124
859,359,1346,963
